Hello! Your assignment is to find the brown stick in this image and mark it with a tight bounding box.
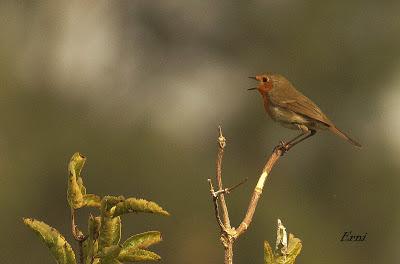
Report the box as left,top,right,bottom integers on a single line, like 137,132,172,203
71,208,87,264
216,126,231,229
208,179,226,232
208,126,288,264
235,147,283,237
224,242,233,264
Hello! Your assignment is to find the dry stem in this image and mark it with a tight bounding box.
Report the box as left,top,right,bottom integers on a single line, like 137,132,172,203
71,208,87,264
216,126,231,229
208,127,288,264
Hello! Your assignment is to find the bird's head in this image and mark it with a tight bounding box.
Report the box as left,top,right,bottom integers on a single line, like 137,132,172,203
248,73,285,94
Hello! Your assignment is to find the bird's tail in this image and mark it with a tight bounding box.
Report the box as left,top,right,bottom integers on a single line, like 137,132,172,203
329,126,362,148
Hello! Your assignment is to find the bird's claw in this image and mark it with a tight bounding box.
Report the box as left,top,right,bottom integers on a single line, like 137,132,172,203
274,141,291,155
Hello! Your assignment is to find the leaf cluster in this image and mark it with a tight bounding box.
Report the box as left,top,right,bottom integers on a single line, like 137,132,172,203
264,233,302,264
24,152,169,264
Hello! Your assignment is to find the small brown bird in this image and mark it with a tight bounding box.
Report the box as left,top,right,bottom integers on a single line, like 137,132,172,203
248,73,361,150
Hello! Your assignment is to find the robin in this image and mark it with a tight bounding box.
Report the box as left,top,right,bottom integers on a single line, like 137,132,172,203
248,73,361,150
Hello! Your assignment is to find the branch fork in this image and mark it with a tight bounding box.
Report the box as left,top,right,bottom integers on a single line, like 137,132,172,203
208,125,289,264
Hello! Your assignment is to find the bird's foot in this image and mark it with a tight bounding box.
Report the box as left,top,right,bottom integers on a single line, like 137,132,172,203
284,143,293,151
274,141,291,155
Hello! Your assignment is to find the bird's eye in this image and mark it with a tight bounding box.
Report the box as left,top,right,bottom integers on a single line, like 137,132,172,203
262,77,268,82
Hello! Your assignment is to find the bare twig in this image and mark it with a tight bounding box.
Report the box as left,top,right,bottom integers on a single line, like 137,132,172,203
78,240,84,264
235,147,283,237
71,208,87,264
208,176,248,232
214,177,248,197
216,126,231,229
208,126,290,264
208,179,226,233
71,208,85,240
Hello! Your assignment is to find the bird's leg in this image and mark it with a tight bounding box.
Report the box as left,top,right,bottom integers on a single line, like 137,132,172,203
276,131,307,153
285,129,316,151
285,132,308,145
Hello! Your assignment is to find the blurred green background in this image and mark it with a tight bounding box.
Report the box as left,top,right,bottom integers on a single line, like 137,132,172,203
2,1,400,263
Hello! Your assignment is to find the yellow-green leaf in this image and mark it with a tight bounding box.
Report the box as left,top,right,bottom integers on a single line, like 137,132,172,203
67,152,87,209
285,234,302,264
99,260,121,264
77,176,87,196
113,198,169,217
97,245,122,261
83,215,101,264
270,233,302,264
119,231,162,258
23,218,76,264
69,152,86,178
264,241,274,264
101,196,125,217
122,231,162,249
83,194,101,208
98,216,121,250
117,249,161,262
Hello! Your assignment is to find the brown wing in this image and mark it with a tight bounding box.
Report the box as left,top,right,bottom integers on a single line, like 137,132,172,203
268,79,332,126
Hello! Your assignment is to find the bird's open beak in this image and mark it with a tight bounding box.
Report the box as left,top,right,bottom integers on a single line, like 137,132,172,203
248,77,258,90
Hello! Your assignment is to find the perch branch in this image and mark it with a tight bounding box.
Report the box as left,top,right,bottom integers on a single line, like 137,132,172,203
208,126,294,264
234,146,284,238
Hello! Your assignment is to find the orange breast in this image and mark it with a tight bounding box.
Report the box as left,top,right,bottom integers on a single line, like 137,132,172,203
257,82,274,117
262,94,272,116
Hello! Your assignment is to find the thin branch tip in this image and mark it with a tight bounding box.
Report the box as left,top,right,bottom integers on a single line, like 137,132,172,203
226,177,248,193
208,179,215,193
217,126,227,149
218,125,223,136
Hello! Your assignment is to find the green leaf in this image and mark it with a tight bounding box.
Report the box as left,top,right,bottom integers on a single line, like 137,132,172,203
285,234,302,264
83,194,101,208
97,196,125,250
69,152,86,178
23,218,76,264
119,231,162,258
83,215,101,264
67,153,101,209
88,215,101,240
264,241,274,264
99,260,121,264
67,152,86,209
113,198,169,217
117,249,161,262
98,216,121,250
97,245,122,262
271,233,302,264
121,231,162,249
101,196,125,217
77,176,87,196
97,245,122,264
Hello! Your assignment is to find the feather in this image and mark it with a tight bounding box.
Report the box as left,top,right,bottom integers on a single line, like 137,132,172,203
268,75,332,126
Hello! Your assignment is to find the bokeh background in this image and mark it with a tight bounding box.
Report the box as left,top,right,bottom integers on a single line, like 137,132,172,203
2,1,400,263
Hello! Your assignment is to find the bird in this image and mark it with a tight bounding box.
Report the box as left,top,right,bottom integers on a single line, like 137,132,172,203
248,73,361,150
